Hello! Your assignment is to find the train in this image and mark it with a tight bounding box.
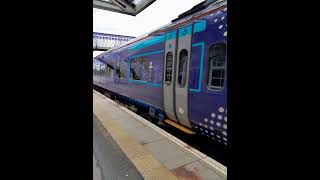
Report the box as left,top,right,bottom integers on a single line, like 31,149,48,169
93,0,227,146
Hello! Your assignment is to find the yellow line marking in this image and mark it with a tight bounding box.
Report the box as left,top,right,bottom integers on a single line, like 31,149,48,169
165,119,196,134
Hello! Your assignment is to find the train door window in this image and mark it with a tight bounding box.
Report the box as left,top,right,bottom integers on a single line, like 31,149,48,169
207,43,226,90
177,49,188,87
165,52,173,85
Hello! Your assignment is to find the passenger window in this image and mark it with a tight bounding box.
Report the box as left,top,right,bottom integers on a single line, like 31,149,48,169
116,60,127,79
120,61,127,78
100,64,105,76
130,57,151,81
177,49,188,87
207,43,226,90
96,64,101,76
93,63,96,75
165,52,173,85
105,64,114,78
95,64,99,75
116,61,121,78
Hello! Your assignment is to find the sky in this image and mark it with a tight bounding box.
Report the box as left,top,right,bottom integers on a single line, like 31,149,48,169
93,0,203,57
93,0,203,36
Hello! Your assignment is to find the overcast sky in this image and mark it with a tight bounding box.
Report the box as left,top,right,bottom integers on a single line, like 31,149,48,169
93,0,203,57
93,0,203,37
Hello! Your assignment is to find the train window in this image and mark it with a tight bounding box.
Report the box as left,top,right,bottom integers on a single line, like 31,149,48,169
120,61,127,78
95,64,101,76
105,64,114,78
116,60,127,79
100,64,105,76
96,64,100,75
93,63,96,75
116,61,121,78
165,52,173,85
130,57,150,81
207,43,226,90
177,49,188,87
105,66,108,77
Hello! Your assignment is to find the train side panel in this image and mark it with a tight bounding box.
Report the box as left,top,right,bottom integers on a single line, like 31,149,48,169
94,36,166,111
188,7,227,144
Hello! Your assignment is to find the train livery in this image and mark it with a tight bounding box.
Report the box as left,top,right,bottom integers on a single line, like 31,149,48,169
93,0,227,146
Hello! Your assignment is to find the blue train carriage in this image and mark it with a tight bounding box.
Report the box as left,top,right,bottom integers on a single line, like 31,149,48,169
93,0,227,145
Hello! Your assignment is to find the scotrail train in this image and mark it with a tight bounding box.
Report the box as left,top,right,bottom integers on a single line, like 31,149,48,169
93,0,227,146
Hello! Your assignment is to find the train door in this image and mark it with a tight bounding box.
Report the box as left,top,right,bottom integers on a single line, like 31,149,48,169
163,30,178,122
174,25,193,128
163,25,193,128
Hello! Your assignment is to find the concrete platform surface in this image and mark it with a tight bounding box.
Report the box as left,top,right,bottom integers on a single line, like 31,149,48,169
93,114,143,180
93,89,227,180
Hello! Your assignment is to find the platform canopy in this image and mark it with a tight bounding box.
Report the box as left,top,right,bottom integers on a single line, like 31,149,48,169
93,0,157,16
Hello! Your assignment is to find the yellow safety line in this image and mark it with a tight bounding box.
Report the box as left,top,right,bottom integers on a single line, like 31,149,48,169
165,119,196,134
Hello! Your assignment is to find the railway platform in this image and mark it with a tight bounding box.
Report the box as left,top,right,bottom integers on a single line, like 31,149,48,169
93,90,227,180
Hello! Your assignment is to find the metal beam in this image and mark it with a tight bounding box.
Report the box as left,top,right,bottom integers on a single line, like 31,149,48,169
93,0,135,16
93,0,157,16
134,0,157,14
93,48,110,51
93,32,135,51
110,0,136,14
